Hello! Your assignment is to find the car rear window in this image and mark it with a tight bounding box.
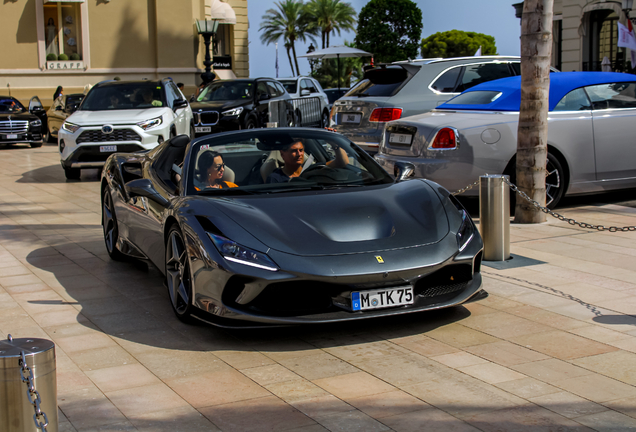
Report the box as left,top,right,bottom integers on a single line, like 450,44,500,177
346,67,408,97
445,91,503,105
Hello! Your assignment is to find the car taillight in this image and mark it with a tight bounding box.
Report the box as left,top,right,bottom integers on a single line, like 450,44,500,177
369,108,402,122
430,127,459,150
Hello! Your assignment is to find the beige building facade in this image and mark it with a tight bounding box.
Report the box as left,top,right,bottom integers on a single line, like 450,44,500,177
515,0,635,73
0,0,249,107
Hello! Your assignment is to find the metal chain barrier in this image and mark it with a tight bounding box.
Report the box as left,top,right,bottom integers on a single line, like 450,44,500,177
452,177,636,232
19,351,49,432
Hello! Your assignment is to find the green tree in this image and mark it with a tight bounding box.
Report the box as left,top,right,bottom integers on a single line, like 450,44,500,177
259,0,317,76
421,30,497,58
305,0,357,49
354,0,422,63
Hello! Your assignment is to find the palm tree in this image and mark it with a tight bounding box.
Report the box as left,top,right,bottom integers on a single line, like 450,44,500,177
259,0,317,76
306,0,357,49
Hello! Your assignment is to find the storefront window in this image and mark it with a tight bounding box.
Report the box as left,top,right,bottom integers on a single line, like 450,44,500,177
43,2,83,62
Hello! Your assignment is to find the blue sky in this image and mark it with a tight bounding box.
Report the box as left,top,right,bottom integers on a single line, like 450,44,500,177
248,0,523,79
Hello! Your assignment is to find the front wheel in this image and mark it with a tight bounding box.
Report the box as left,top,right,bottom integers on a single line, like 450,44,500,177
245,117,257,129
165,225,196,323
102,188,125,260
64,167,81,180
321,110,330,128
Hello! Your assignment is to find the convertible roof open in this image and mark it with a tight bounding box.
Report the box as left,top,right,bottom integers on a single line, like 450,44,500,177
437,72,636,112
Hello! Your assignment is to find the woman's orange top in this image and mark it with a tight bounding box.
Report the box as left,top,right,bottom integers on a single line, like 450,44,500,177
194,181,238,191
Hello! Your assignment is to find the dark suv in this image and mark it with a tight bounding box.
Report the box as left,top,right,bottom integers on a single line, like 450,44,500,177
190,78,294,137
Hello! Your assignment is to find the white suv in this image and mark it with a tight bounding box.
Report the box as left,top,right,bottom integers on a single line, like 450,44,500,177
59,79,193,179
279,77,330,128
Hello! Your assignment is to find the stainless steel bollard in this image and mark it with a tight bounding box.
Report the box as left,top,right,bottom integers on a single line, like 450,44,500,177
1,336,57,432
479,175,510,261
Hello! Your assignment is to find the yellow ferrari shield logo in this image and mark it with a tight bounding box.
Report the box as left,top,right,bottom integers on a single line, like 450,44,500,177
375,256,384,263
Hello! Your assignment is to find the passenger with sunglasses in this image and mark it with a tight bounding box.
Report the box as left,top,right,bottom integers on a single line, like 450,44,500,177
195,151,237,190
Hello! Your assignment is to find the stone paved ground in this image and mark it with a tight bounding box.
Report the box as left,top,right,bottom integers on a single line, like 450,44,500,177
2,144,636,432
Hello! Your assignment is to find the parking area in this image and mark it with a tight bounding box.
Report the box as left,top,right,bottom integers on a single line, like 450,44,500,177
2,143,636,432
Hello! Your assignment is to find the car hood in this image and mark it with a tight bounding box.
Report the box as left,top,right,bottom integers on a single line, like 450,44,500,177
210,180,450,256
190,100,248,111
0,112,38,121
68,109,170,125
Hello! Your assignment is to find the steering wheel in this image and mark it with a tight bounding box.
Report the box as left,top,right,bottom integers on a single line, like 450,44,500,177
300,164,342,181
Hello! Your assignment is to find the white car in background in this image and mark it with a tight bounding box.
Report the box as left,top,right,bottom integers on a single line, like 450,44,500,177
279,77,330,127
58,78,193,179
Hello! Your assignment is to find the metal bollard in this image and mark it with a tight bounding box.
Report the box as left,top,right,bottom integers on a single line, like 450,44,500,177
1,335,57,432
479,175,510,261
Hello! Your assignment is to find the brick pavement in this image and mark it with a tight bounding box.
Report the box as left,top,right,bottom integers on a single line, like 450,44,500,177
2,144,636,431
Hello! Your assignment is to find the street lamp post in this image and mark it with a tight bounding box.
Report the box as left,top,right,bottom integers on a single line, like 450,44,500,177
196,19,220,84
306,43,316,74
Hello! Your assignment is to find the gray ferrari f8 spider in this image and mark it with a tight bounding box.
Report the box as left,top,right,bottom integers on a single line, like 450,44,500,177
100,128,485,326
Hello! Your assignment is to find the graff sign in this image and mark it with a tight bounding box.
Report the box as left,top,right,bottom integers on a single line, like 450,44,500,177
212,56,232,70
46,61,85,70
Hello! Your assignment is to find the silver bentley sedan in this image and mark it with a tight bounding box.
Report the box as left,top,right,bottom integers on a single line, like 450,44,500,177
375,72,636,208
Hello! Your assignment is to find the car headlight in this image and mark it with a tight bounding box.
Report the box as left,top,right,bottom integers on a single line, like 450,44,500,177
457,210,475,252
221,107,243,117
137,116,163,130
62,122,80,133
208,233,278,271
30,120,42,127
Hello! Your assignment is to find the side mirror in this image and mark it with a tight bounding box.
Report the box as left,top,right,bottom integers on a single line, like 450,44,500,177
173,99,188,111
31,106,44,113
394,161,415,183
125,178,169,206
259,93,270,101
300,89,310,97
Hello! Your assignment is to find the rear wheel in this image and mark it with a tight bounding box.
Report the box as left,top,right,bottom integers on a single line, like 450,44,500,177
165,225,195,323
508,152,566,211
64,167,81,180
102,188,125,260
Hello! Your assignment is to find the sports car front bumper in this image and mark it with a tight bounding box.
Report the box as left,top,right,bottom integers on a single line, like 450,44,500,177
185,227,484,326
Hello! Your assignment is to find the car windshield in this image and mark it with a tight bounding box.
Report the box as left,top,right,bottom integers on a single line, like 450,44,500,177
0,98,26,114
197,81,253,102
80,83,165,110
280,80,297,94
185,130,393,195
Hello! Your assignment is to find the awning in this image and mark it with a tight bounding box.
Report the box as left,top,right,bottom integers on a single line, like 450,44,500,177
206,0,236,25
214,69,237,80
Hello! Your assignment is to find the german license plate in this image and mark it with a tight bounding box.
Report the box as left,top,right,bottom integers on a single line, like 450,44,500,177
341,113,361,124
6,134,18,139
352,287,414,311
100,145,117,152
195,126,211,133
389,133,412,145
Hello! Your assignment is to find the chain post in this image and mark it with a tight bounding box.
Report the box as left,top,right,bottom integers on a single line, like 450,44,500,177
451,177,636,232
19,351,49,432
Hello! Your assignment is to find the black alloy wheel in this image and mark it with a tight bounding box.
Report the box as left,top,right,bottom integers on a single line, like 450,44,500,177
64,167,81,180
165,225,195,323
321,110,330,128
245,117,257,129
102,188,125,260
